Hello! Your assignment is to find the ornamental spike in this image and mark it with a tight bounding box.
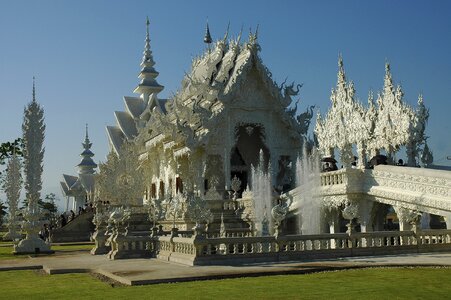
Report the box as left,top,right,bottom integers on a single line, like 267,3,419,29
237,24,243,43
223,21,230,42
203,19,212,44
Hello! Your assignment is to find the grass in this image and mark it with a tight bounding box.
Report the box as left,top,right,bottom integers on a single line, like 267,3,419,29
0,267,450,299
0,243,93,260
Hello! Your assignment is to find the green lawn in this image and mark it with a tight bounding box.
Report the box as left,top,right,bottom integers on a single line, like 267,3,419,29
0,267,449,299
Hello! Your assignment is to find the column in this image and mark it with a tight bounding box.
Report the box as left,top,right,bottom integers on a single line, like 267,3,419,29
224,148,230,191
443,213,451,230
358,199,374,233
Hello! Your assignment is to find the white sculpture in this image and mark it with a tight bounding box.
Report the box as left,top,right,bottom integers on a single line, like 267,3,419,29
90,195,111,255
14,79,52,254
315,58,429,168
186,194,213,236
315,56,371,168
2,154,22,241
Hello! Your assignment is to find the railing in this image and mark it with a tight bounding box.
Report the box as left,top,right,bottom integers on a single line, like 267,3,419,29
206,229,253,238
417,229,451,245
107,234,153,259
153,229,451,265
320,169,348,186
106,229,451,263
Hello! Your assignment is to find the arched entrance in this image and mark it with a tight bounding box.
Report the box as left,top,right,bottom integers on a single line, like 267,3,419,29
231,123,269,194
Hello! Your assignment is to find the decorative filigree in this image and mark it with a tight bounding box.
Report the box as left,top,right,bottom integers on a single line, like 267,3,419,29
186,194,213,233
97,142,145,206
342,201,359,220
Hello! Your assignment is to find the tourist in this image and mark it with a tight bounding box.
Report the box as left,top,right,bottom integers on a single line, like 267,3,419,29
60,214,67,227
68,210,75,222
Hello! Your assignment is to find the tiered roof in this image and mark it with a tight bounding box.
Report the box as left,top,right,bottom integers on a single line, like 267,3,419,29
107,22,311,155
60,125,97,197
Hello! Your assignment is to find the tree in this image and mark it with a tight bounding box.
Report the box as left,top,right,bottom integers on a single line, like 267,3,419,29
0,138,23,171
40,193,59,228
21,193,59,227
0,201,7,227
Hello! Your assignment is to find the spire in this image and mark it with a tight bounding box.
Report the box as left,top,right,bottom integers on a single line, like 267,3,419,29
77,124,97,175
204,20,212,44
383,60,394,95
142,16,154,65
83,123,92,150
133,17,164,98
337,54,346,87
32,77,36,102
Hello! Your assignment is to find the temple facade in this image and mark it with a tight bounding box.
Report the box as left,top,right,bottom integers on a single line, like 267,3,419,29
106,20,313,206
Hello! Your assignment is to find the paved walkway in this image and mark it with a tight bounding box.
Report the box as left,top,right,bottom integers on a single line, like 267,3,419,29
1,251,451,285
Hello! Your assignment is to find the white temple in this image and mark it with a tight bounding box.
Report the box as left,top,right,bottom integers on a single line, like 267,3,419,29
106,19,313,210
84,19,451,265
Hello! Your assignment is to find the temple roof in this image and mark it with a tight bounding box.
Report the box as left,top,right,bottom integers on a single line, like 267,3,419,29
107,24,310,155
124,96,145,119
115,110,138,139
62,174,78,189
107,125,125,154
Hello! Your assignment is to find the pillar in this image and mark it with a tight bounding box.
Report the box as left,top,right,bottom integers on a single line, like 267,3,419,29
443,213,451,230
358,199,374,233
420,212,431,229
394,206,419,231
356,142,367,169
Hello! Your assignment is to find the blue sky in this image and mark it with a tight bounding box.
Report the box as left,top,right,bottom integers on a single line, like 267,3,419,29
1,1,450,209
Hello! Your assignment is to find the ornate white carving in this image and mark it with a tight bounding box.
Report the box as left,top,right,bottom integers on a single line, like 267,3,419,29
186,194,213,231
15,89,52,254
97,142,145,206
315,59,428,168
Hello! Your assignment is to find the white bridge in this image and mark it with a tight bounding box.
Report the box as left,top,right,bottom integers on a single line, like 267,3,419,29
286,165,451,231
